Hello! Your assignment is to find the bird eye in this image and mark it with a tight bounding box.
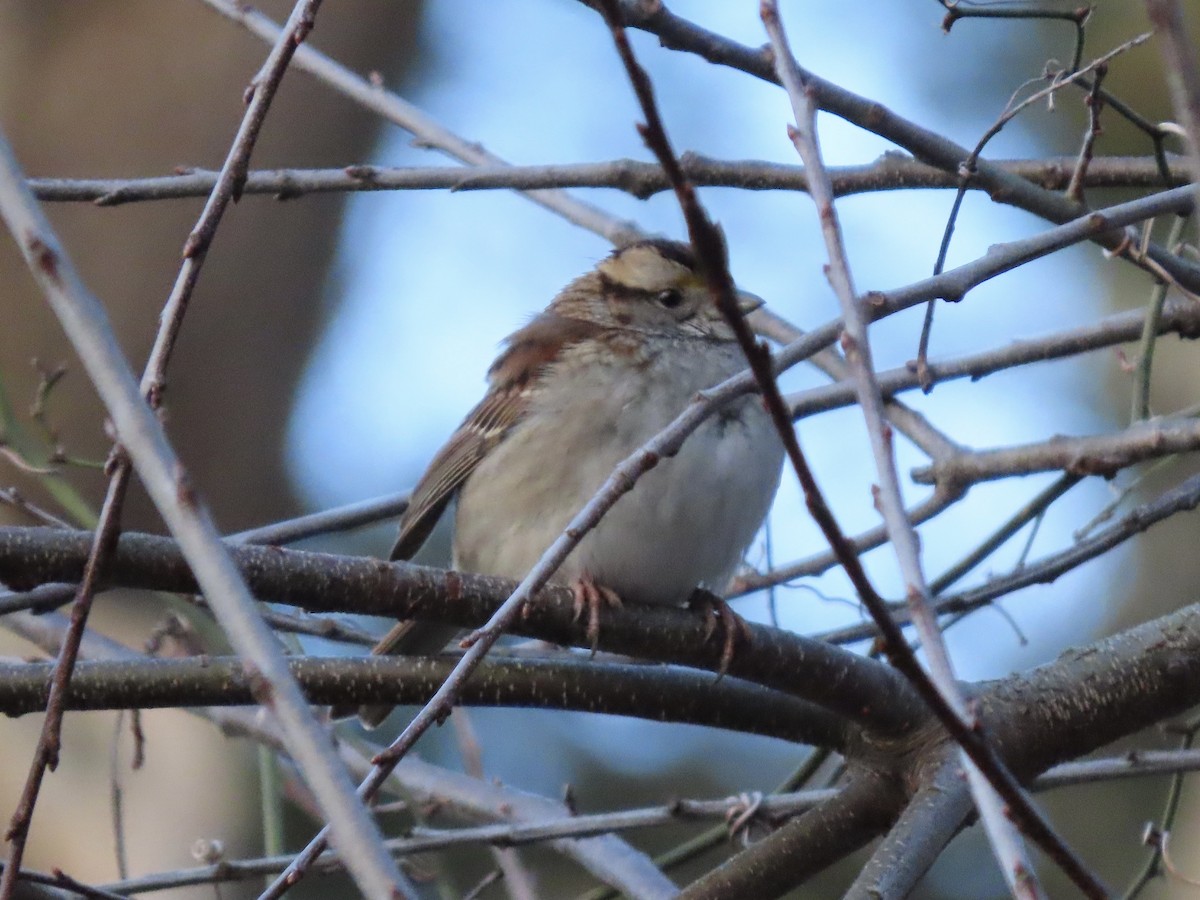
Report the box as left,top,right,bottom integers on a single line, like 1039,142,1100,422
656,289,684,309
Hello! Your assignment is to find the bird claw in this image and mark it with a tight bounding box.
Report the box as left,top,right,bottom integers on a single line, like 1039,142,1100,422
688,589,752,679
572,574,623,656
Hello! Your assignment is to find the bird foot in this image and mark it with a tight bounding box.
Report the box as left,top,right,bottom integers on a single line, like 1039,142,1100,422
571,573,623,655
688,588,752,679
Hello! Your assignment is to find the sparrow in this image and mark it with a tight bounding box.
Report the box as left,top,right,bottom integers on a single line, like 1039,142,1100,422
346,239,784,727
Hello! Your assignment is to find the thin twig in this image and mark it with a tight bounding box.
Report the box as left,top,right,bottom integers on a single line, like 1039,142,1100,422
1131,215,1190,422
929,474,1081,596
229,490,411,546
589,0,1200,293
939,0,1092,39
200,0,640,246
0,488,72,529
0,76,413,900
89,786,839,896
819,471,1200,645
729,487,957,595
918,31,1150,387
452,710,539,900
761,4,1105,896
784,294,1200,423
1065,65,1107,202
24,154,1193,205
0,4,346,895
1121,730,1199,898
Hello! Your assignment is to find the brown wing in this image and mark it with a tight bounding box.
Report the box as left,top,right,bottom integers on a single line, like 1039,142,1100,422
344,377,529,726
389,385,528,560
388,311,604,562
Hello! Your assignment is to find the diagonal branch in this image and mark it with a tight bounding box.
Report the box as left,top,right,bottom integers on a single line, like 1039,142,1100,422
0,4,370,899
818,470,1200,645
844,755,974,900
0,104,412,900
675,770,899,900
595,0,1040,894
201,0,640,246
758,5,1098,897
588,0,1200,294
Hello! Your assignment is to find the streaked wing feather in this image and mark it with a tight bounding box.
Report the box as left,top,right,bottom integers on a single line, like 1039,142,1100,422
389,311,602,561
389,385,528,560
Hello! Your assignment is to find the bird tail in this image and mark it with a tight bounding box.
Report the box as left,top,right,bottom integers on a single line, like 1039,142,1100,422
329,620,461,728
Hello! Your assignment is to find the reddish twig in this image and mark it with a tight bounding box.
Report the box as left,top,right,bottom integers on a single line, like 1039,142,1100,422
1066,65,1108,202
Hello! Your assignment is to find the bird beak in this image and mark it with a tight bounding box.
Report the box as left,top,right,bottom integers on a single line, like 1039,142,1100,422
736,290,765,315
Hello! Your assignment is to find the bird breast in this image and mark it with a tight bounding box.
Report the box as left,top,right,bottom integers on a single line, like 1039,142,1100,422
452,337,784,605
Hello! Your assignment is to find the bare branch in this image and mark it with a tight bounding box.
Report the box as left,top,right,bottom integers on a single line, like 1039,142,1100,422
94,783,839,895
589,0,1200,293
0,79,413,900
8,610,678,900
912,415,1200,487
844,756,973,900
819,471,1200,645
760,5,1095,895
0,526,921,731
0,655,849,748
24,154,1193,206
786,296,1200,423
230,490,411,546
200,0,641,245
675,771,899,900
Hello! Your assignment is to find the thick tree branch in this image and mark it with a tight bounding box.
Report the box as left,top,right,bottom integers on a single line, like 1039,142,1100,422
982,599,1200,776
0,526,921,732
843,755,973,900
0,655,851,749
7,610,677,900
675,770,899,900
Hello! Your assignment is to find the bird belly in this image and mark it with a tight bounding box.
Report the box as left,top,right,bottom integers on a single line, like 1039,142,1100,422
453,344,783,605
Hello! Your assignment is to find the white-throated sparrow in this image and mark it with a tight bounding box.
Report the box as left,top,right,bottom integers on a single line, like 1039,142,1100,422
347,239,784,727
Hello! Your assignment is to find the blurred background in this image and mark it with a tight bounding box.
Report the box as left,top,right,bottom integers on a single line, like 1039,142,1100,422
0,1,1197,897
